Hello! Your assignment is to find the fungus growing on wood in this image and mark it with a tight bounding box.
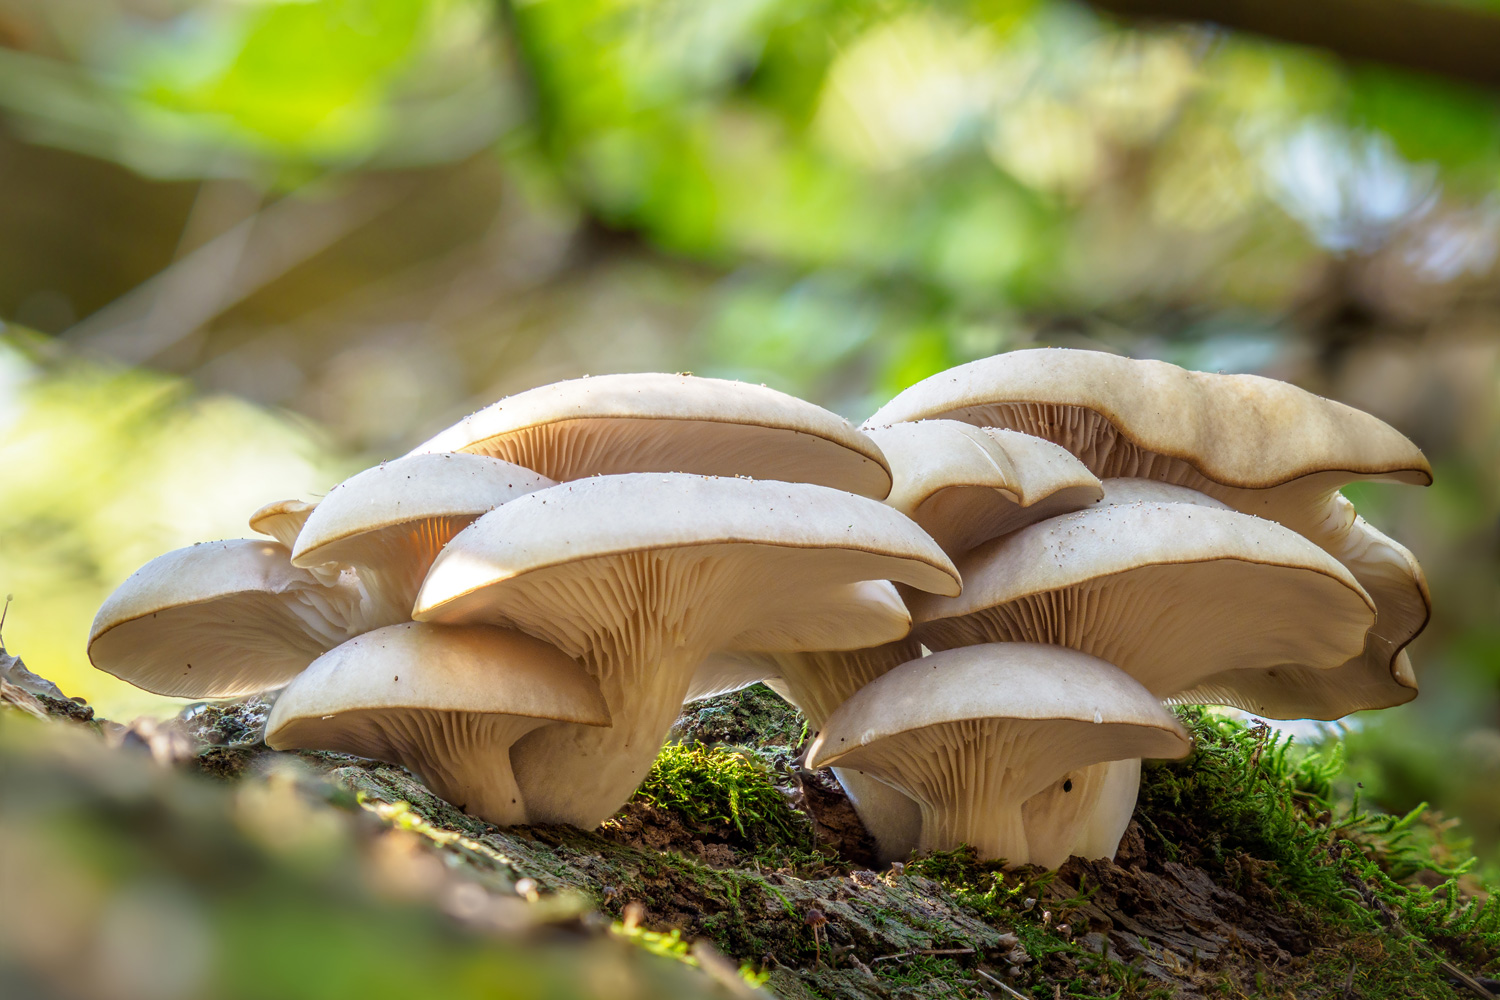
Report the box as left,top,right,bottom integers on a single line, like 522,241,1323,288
870,348,1430,716
290,453,554,629
88,540,360,698
807,642,1191,864
865,420,1103,555
407,372,894,499
413,473,959,827
265,621,608,826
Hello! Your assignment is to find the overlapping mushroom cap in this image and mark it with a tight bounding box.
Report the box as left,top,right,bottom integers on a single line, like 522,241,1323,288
870,347,1431,717
291,453,554,629
266,621,608,826
808,643,1191,865
866,420,1103,555
88,539,361,698
414,472,959,827
910,490,1376,698
409,372,893,499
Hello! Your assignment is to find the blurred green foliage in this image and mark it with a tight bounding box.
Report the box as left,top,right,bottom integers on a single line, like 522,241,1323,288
0,0,1497,866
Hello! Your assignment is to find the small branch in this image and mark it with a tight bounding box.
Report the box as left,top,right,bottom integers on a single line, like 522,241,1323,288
871,947,977,963
974,967,1029,999
1088,0,1500,91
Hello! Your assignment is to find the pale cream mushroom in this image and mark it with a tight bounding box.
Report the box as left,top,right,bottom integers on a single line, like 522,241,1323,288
865,420,1103,555
265,622,608,826
413,473,960,827
249,499,316,551
807,643,1191,865
407,372,893,499
89,540,361,698
1021,758,1141,869
868,347,1431,715
911,498,1375,697
290,453,554,630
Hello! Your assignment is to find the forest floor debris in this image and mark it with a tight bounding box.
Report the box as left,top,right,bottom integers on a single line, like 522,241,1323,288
3,651,1497,999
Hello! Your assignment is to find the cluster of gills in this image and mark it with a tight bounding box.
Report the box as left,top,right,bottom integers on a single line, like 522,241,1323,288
89,349,1431,868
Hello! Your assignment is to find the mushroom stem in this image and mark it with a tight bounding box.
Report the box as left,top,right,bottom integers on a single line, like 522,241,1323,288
512,644,703,827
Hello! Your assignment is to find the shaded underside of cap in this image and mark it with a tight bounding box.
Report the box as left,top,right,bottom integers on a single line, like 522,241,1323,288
87,539,356,698
408,373,893,498
867,349,1431,489
1171,648,1419,720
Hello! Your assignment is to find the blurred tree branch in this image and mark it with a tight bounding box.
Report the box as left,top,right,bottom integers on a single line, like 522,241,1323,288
1089,0,1500,90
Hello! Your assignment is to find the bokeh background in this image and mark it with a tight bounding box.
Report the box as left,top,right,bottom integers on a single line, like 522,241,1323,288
0,0,1496,858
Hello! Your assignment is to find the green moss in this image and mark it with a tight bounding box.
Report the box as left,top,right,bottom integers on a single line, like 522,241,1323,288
634,742,817,856
670,682,807,748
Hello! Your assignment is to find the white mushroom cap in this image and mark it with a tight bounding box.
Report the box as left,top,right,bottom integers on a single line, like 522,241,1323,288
88,540,361,698
910,496,1377,700
265,622,608,826
291,453,554,630
407,372,893,499
867,348,1431,489
413,473,959,827
866,421,1103,554
807,643,1190,865
868,348,1431,715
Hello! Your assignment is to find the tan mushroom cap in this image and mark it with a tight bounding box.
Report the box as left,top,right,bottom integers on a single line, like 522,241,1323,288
266,622,608,827
808,642,1190,865
868,348,1432,712
866,421,1103,554
406,372,893,499
249,499,317,551
867,348,1431,489
911,499,1376,699
291,453,554,629
88,540,360,699
414,473,960,827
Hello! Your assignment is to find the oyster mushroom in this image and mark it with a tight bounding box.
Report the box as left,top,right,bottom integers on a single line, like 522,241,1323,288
413,473,960,827
266,621,608,826
408,372,893,499
290,453,554,629
865,420,1103,555
88,539,361,698
807,642,1191,864
868,347,1431,715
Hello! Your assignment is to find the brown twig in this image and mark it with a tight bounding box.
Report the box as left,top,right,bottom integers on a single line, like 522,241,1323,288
871,947,977,963
974,967,1029,999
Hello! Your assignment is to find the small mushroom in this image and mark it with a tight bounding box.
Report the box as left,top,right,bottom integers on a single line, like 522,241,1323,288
88,539,362,698
867,347,1431,717
407,372,893,499
807,642,1191,864
250,499,344,585
264,621,608,826
290,453,554,630
865,420,1103,555
413,473,959,827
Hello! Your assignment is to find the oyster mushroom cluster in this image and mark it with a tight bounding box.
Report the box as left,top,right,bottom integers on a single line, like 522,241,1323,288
801,349,1430,866
88,351,1430,869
